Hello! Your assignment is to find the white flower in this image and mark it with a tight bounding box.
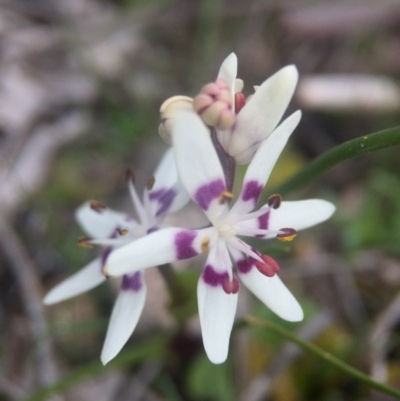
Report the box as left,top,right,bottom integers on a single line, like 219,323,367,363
196,53,299,165
43,148,189,364
105,111,335,364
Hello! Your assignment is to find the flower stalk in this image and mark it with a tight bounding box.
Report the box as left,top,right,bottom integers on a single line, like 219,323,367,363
244,315,400,399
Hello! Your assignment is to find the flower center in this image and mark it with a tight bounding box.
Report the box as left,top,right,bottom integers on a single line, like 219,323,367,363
218,222,236,238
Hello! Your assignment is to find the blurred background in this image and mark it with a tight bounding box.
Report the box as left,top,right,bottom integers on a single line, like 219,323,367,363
1,0,400,400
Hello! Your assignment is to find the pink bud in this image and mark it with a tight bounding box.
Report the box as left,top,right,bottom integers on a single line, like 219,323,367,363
235,92,246,114
193,78,235,131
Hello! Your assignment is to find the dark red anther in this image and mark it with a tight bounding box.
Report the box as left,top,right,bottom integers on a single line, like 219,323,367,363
235,92,246,114
147,175,156,190
255,255,280,277
222,276,240,294
268,194,282,209
90,200,107,213
78,236,94,249
277,228,297,242
126,168,135,184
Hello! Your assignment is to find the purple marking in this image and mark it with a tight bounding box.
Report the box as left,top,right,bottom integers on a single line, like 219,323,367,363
202,265,228,287
149,188,166,200
174,230,198,260
242,180,263,204
147,226,159,234
157,189,177,217
236,257,256,274
121,272,142,292
149,188,178,217
257,210,270,238
194,179,225,210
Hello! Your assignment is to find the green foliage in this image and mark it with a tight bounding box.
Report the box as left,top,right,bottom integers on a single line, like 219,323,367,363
343,169,400,254
186,354,236,401
275,125,400,195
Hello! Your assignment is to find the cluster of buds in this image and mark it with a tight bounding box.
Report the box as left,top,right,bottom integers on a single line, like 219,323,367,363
192,78,235,131
158,53,299,165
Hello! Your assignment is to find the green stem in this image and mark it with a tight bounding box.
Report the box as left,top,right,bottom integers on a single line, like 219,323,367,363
244,315,400,399
275,125,400,195
23,337,165,401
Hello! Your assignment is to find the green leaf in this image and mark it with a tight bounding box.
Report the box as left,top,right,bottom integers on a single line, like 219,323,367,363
275,126,400,195
186,353,236,401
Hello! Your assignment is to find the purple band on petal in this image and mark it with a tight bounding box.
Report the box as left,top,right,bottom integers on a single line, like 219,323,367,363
242,180,263,204
149,188,177,217
147,226,159,234
121,272,142,292
149,189,165,200
202,264,228,287
175,230,198,260
257,210,270,238
194,179,225,210
236,257,256,274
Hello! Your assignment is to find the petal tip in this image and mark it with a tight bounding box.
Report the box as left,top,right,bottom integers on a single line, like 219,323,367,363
286,307,304,322
100,351,112,366
207,353,228,365
42,293,55,305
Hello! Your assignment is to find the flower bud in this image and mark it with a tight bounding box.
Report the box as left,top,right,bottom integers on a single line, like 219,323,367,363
159,96,193,144
193,78,235,131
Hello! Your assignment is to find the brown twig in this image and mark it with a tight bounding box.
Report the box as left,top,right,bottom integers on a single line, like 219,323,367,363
370,291,400,382
0,217,59,389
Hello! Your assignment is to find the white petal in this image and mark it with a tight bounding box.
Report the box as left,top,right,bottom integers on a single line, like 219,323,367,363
153,148,179,189
228,65,299,164
230,111,301,216
235,199,335,239
75,202,133,239
197,242,238,364
101,272,146,364
234,79,244,93
197,280,237,364
172,112,228,223
217,53,238,97
106,227,214,277
43,258,105,304
238,267,303,322
268,199,336,231
147,148,190,219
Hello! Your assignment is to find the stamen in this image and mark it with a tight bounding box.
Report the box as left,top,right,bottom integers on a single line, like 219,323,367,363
235,92,246,114
277,228,297,242
102,265,111,279
230,206,270,224
222,276,239,294
117,228,129,236
268,194,282,209
255,255,280,277
146,175,155,190
228,236,263,263
127,171,149,227
78,237,94,249
201,237,210,253
218,191,233,204
90,200,107,213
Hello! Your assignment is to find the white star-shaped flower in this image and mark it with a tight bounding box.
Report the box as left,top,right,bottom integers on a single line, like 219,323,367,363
43,148,189,364
106,111,335,364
